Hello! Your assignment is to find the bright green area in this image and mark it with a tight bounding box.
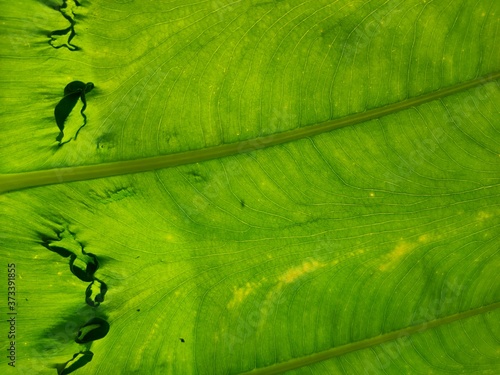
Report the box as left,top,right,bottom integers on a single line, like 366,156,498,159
1,0,499,374
1,73,499,194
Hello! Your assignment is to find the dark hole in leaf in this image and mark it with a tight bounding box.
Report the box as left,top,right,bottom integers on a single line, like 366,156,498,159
75,318,109,344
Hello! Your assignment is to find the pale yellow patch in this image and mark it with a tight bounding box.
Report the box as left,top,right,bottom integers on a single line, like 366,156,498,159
379,242,416,271
369,192,375,197
279,259,325,284
148,323,159,340
476,211,492,221
165,234,175,241
256,258,329,329
227,282,260,309
418,234,430,243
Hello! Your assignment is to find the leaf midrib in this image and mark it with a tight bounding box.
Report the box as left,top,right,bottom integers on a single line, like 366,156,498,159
1,71,499,194
238,301,500,375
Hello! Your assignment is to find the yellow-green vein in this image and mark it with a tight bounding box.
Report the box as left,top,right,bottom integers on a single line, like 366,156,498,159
238,301,500,375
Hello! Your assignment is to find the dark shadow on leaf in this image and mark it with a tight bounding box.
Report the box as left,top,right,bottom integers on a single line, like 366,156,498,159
36,307,107,352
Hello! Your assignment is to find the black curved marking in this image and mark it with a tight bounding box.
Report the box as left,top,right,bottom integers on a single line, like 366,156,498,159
43,244,74,258
38,228,106,303
85,278,107,307
74,82,94,140
54,81,94,144
39,228,110,365
54,92,81,142
55,351,94,375
75,317,110,344
49,27,78,51
64,81,94,96
70,248,98,282
48,0,82,51
40,231,99,282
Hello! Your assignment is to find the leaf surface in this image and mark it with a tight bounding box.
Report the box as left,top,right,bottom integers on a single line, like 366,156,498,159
1,0,499,374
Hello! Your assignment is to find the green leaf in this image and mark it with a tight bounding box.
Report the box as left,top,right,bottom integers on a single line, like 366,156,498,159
1,0,499,374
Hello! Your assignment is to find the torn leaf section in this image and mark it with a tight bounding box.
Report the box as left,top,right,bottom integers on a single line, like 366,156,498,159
40,229,81,255
75,318,110,344
42,244,73,258
49,27,77,50
48,0,82,51
39,227,106,306
55,351,93,375
85,278,108,307
39,225,110,368
70,249,98,282
40,228,99,281
60,0,81,20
